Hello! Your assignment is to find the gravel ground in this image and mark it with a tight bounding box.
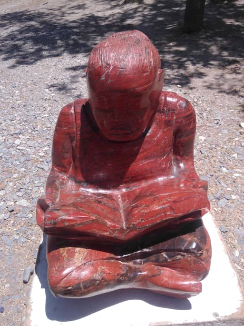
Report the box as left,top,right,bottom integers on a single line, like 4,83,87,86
0,0,243,325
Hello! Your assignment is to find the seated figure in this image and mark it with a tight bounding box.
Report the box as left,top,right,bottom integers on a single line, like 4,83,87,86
37,30,211,299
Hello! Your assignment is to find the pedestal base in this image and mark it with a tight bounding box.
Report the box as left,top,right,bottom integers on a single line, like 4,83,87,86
26,213,244,326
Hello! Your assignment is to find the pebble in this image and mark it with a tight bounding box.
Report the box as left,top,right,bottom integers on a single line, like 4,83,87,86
232,147,243,155
224,195,232,200
237,238,244,246
231,254,239,264
234,249,240,257
2,295,10,302
218,198,227,207
219,225,228,233
0,204,6,213
33,251,38,260
23,266,34,284
4,213,10,220
0,306,4,313
16,199,29,206
7,206,14,212
17,236,27,244
200,175,210,182
19,207,30,218
200,148,206,154
16,191,24,197
3,236,13,247
234,228,244,238
240,122,244,128
212,312,219,318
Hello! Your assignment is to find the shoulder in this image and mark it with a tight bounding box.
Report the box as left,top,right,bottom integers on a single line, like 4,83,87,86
59,98,87,116
73,98,88,112
159,91,191,110
158,91,194,119
57,99,87,127
57,102,74,128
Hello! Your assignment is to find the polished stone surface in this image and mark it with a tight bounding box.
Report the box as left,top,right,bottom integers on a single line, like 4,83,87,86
36,30,211,298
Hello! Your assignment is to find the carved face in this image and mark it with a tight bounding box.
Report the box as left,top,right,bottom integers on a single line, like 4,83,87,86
88,69,164,142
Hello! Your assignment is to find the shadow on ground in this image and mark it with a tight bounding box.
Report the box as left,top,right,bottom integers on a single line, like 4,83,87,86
0,0,243,95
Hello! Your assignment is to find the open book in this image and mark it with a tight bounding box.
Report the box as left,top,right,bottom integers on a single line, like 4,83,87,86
43,180,209,242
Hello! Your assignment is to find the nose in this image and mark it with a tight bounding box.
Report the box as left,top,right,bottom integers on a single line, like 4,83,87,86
114,108,125,121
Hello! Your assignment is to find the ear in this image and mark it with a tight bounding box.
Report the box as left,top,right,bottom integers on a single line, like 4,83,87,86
157,69,164,81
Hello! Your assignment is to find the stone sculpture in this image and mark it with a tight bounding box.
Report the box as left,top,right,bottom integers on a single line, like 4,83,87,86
37,30,211,299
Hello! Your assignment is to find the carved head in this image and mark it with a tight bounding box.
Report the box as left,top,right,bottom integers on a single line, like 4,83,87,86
87,30,164,142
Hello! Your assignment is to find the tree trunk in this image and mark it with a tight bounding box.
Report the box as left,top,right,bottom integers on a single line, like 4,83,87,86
184,0,206,33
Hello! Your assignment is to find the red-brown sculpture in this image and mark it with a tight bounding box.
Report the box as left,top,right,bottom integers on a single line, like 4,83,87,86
37,30,211,299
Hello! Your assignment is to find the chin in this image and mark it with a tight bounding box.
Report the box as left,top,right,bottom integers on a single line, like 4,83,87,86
103,132,142,142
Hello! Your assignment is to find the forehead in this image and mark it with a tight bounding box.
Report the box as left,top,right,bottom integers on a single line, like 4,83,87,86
87,65,156,93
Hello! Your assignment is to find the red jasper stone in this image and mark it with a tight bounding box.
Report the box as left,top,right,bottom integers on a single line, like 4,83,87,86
37,30,211,299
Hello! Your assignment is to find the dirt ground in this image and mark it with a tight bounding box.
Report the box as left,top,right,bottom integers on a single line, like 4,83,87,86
0,0,243,325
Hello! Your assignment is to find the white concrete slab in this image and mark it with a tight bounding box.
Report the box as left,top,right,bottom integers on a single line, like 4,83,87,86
26,213,243,326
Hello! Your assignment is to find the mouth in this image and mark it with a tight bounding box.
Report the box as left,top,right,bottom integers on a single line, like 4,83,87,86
109,131,133,136
109,126,133,134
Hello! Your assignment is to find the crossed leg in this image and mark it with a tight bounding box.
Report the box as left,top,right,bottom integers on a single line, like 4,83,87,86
47,219,211,299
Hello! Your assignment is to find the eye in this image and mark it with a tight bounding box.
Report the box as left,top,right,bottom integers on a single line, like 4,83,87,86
96,96,107,104
131,107,148,118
